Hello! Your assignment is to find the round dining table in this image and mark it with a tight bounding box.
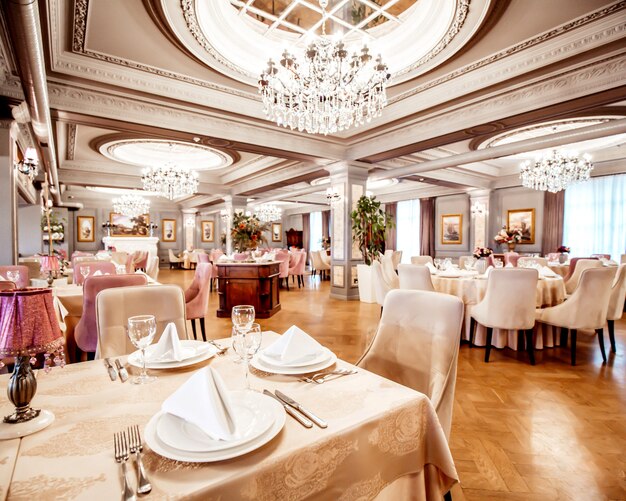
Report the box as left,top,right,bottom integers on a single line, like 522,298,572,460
431,272,566,350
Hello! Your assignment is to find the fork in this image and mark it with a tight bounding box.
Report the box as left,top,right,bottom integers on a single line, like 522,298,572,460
128,425,151,494
114,431,136,501
208,340,228,356
299,368,356,384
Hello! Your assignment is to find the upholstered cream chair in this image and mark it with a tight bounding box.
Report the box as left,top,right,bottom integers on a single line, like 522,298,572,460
518,256,548,267
380,253,399,289
384,250,403,270
621,254,626,264
372,261,396,313
311,250,330,280
564,259,603,294
357,289,464,440
469,268,539,364
398,264,435,292
411,255,433,266
95,284,188,358
458,255,474,270
168,249,183,269
536,267,615,365
607,264,626,354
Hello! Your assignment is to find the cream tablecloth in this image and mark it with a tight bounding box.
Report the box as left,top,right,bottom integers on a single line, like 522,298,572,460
1,333,457,500
432,275,566,349
547,264,570,277
0,439,19,501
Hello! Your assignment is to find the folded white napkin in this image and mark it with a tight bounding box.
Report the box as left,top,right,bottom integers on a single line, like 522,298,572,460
600,258,617,267
425,262,437,274
540,266,559,278
162,367,237,441
264,325,324,364
0,274,6,281
146,323,183,362
505,263,513,268
218,254,229,262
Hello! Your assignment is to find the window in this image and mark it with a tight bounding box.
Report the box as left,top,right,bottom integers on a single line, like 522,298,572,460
563,173,626,261
396,199,421,263
309,211,323,252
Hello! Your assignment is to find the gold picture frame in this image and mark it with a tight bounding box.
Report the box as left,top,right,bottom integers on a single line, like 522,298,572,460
109,213,149,237
162,219,177,242
271,222,282,242
441,214,462,245
201,221,214,242
76,216,95,242
507,208,535,244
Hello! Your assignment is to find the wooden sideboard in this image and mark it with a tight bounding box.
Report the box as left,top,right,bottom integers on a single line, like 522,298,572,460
216,262,281,318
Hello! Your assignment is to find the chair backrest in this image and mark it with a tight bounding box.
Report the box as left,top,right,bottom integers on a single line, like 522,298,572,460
274,250,290,278
185,263,213,320
168,249,180,262
0,281,16,290
196,253,210,264
372,261,394,306
563,256,598,281
458,256,473,270
74,274,148,352
397,264,435,292
591,253,611,260
410,256,433,266
95,284,187,358
357,289,464,440
74,261,117,285
132,250,149,269
111,251,129,266
71,251,93,260
380,254,399,289
391,250,403,269
146,256,160,280
503,252,520,267
607,264,626,321
565,259,603,294
295,251,307,274
210,249,224,262
518,257,548,267
0,265,30,288
472,268,538,330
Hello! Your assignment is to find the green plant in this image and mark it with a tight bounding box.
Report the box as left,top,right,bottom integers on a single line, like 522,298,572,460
231,212,269,252
350,195,394,266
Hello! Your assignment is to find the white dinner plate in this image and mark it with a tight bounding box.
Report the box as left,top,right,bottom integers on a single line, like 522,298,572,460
128,340,217,369
259,347,333,368
156,391,275,452
251,350,337,375
145,393,286,462
437,272,462,278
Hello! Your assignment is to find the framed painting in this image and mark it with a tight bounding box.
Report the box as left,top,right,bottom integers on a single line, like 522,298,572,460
76,216,95,242
109,213,149,237
507,208,535,244
201,220,214,242
271,222,282,242
162,219,177,242
441,214,462,244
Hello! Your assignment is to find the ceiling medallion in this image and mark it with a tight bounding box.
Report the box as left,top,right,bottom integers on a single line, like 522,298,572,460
254,204,282,222
141,164,199,201
520,150,593,193
258,1,390,135
112,193,151,217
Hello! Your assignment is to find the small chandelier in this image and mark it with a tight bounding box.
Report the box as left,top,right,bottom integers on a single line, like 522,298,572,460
112,194,150,218
520,150,593,193
254,204,282,222
258,0,390,135
141,164,198,200
15,147,39,181
326,187,341,205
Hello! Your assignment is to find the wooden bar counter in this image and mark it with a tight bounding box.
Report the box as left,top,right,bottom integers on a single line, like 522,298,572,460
216,261,281,318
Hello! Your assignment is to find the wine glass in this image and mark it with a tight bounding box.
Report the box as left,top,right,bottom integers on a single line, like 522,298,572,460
231,305,255,363
6,270,19,286
80,265,90,285
433,258,441,270
494,258,504,269
127,315,157,385
232,323,262,391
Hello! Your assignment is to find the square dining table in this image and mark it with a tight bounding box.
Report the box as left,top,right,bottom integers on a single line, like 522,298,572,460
0,333,457,500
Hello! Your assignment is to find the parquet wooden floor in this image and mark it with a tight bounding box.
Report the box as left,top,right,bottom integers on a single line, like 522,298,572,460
161,269,626,501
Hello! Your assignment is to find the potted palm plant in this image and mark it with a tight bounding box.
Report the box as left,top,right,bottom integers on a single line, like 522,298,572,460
350,195,394,303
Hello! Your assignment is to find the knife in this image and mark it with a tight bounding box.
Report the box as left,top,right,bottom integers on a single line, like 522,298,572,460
263,390,313,428
275,390,327,429
115,359,129,383
103,358,117,381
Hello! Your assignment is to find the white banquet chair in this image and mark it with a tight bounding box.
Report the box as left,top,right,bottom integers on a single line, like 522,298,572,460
380,253,399,289
311,250,330,280
564,258,602,294
458,255,474,270
536,267,615,365
607,264,626,354
168,249,183,269
372,261,396,314
146,255,160,281
357,289,464,441
398,264,435,291
469,268,539,364
411,256,433,266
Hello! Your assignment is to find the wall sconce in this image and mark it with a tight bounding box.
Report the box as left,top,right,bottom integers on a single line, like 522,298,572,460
471,201,486,216
14,147,39,181
325,187,341,205
184,216,196,228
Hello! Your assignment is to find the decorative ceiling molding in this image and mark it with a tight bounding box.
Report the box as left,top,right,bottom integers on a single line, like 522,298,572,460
66,123,77,160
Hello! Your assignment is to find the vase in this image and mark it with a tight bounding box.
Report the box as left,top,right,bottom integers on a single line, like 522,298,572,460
507,242,516,251
558,253,567,264
475,257,488,274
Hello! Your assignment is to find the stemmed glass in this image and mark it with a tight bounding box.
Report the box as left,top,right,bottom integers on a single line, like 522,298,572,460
232,323,262,391
6,270,19,286
494,258,504,269
80,265,90,285
433,258,441,270
127,315,157,385
231,305,255,363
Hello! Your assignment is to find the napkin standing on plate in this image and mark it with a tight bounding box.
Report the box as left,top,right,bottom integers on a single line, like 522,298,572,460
425,262,437,274
540,266,558,278
162,367,237,441
146,322,183,362
264,325,324,364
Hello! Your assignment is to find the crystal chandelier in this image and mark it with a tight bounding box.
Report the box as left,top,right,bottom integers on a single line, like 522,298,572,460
14,147,39,181
326,187,341,205
112,194,150,218
141,164,198,200
258,0,390,135
520,150,593,193
254,204,282,222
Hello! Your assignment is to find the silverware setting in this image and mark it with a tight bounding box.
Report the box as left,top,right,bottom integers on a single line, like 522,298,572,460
128,425,151,494
263,389,313,428
208,340,228,356
116,359,129,383
274,390,327,428
114,426,151,500
104,358,118,382
299,368,357,384
114,431,136,501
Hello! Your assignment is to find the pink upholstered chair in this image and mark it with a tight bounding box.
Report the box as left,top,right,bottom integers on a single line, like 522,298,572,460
288,251,306,288
0,281,16,291
197,253,210,264
74,274,148,357
185,263,212,341
74,262,116,285
233,253,249,261
0,265,29,289
275,250,290,290
132,251,149,271
591,253,611,260
71,251,93,259
503,252,520,267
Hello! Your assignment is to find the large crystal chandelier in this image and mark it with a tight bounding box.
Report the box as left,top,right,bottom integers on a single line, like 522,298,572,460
141,164,198,200
520,150,593,193
112,194,150,218
258,0,390,135
254,204,282,222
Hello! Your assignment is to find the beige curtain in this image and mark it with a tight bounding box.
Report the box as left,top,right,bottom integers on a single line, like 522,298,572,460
420,198,435,257
385,202,397,251
302,213,310,266
542,191,564,254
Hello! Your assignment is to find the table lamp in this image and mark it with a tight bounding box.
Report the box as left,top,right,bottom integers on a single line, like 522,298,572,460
40,255,60,288
0,288,65,439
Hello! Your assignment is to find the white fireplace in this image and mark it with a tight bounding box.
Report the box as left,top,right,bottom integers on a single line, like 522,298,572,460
102,237,159,258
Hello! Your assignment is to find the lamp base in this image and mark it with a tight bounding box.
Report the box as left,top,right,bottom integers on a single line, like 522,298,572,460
0,409,54,440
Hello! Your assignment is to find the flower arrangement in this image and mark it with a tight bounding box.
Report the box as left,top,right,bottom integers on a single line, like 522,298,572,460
557,245,570,253
231,211,269,252
494,226,522,245
473,247,494,259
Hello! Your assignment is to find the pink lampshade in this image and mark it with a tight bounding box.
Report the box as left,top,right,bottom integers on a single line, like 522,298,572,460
40,255,60,272
0,288,64,357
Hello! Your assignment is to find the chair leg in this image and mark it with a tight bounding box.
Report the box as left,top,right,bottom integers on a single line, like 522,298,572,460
444,491,452,501
380,305,383,317
560,327,568,347
570,329,577,366
484,327,493,363
199,317,206,342
191,319,197,340
469,317,476,347
607,319,616,353
596,327,607,363
286,278,289,291
526,328,535,366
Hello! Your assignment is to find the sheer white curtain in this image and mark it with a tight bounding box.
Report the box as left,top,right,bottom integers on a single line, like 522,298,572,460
309,211,323,252
396,199,421,263
563,173,626,261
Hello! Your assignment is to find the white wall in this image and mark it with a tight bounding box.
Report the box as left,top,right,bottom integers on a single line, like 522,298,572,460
18,205,43,256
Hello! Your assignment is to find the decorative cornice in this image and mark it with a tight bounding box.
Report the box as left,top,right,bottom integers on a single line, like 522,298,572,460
67,123,77,160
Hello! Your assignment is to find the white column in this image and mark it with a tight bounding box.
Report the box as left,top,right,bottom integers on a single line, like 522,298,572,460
223,195,247,254
469,189,490,250
0,122,18,264
181,208,197,251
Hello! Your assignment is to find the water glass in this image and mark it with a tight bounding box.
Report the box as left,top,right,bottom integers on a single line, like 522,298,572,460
232,305,255,332
80,265,90,284
434,258,441,270
494,258,504,269
127,315,157,384
232,323,262,391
